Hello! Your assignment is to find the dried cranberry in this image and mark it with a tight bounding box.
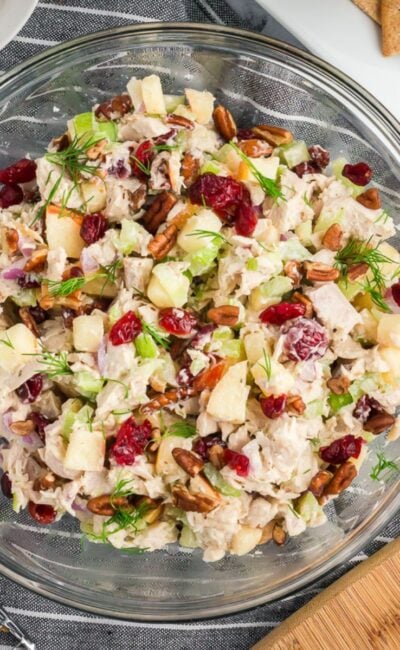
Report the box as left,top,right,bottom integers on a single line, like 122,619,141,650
319,434,365,464
189,173,250,221
260,394,287,419
284,317,329,362
342,162,372,186
260,302,306,326
69,266,83,278
109,311,142,345
28,501,56,525
308,145,330,168
30,412,50,442
292,161,321,178
193,434,227,461
131,140,153,179
159,308,197,337
391,281,400,307
190,324,216,350
235,201,259,237
17,272,41,289
353,395,383,423
237,128,255,140
111,417,152,465
0,184,24,208
224,449,250,477
176,364,195,387
0,158,37,184
16,374,43,403
80,213,107,245
1,472,12,498
28,305,47,324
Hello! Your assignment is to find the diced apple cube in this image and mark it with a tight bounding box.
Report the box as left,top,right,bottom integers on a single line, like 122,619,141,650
0,323,39,372
80,181,107,213
126,77,144,109
185,88,215,124
73,314,104,352
64,427,105,471
141,75,166,115
230,525,262,556
147,262,190,308
377,314,400,347
46,205,84,259
177,210,221,253
83,276,118,298
155,435,192,481
207,361,249,423
244,332,266,365
379,346,400,385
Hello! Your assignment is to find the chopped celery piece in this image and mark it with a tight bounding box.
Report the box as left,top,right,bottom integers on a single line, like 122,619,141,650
295,220,313,247
305,399,324,419
349,374,379,400
185,245,219,276
295,492,322,524
337,278,362,301
107,303,123,325
95,120,117,142
246,257,258,271
135,332,159,359
117,219,146,255
164,94,185,113
12,289,37,307
203,463,241,497
332,158,364,197
261,276,293,299
180,525,198,548
199,160,223,175
279,238,310,262
68,112,94,139
74,371,104,399
213,327,234,342
219,339,244,361
314,209,345,234
62,398,84,438
279,140,310,168
328,392,353,413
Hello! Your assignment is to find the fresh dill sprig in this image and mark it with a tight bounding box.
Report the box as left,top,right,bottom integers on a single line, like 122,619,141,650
30,173,64,226
375,209,390,224
46,275,87,297
98,258,123,285
87,501,148,543
288,503,300,519
0,333,15,349
188,229,231,247
302,192,313,208
46,133,103,184
370,452,400,481
229,141,284,201
152,144,178,153
309,437,320,447
130,155,151,176
142,321,170,350
361,277,391,313
258,349,272,380
162,420,197,439
104,378,129,399
37,350,73,379
111,477,136,501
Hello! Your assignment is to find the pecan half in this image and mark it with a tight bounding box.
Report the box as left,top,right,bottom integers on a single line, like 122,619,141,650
327,375,350,395
181,153,200,187
238,139,273,158
51,133,69,152
259,520,275,544
5,228,19,254
292,291,313,318
24,248,48,272
356,188,381,210
10,419,35,436
142,387,195,413
87,494,131,516
286,395,305,415
142,190,177,234
129,184,147,212
322,223,342,251
308,469,334,497
172,448,204,477
272,521,287,545
347,262,369,282
86,139,107,160
212,106,237,140
95,94,132,121
34,472,57,491
324,461,357,496
172,484,220,514
19,307,40,337
207,305,240,326
284,260,302,288
192,359,229,392
364,412,395,435
148,223,178,260
304,261,340,282
208,444,226,470
165,114,195,130
251,125,293,147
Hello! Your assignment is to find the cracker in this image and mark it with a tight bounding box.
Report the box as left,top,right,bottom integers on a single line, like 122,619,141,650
353,0,381,23
382,0,400,55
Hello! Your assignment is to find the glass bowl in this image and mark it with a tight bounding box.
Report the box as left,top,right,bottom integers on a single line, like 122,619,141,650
0,23,399,621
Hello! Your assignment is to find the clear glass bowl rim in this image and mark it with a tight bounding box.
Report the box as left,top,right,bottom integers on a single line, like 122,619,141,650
0,22,399,621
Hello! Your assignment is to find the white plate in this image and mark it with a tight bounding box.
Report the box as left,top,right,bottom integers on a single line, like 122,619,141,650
0,0,38,50
255,0,400,120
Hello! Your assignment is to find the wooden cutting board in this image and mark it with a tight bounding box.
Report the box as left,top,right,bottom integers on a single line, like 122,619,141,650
252,537,400,650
